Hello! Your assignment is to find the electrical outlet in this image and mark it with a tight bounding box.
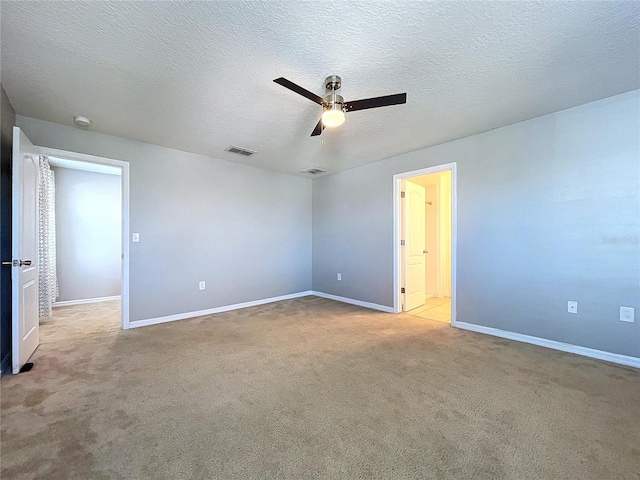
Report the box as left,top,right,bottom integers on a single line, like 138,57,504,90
132,233,140,243
199,281,205,291
567,301,577,314
337,273,342,281
620,307,634,323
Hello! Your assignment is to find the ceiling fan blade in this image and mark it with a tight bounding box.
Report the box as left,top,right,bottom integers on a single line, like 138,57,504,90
274,77,324,105
345,93,407,112
310,118,324,137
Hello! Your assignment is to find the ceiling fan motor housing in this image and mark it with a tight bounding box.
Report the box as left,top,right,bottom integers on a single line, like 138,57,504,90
323,93,345,107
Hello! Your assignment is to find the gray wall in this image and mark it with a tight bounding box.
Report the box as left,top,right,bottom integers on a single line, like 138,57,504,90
18,116,312,322
1,85,16,370
53,167,122,302
15,91,639,358
313,90,640,358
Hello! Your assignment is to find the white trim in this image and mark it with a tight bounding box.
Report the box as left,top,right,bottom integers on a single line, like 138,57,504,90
129,291,313,329
435,179,442,299
456,322,640,369
53,295,121,307
48,156,121,176
393,163,457,328
311,291,395,313
33,146,131,330
130,290,394,329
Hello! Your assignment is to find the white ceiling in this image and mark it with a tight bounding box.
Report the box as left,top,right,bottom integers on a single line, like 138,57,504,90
2,1,638,177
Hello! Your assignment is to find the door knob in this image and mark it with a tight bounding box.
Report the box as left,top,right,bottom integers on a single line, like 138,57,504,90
19,260,32,266
423,250,428,254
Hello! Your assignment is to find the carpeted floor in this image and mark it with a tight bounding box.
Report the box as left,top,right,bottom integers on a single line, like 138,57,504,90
2,296,639,479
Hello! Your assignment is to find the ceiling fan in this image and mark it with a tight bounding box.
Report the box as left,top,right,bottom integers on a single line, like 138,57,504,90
273,75,407,137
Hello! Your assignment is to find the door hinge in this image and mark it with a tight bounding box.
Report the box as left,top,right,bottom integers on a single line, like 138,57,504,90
401,287,405,294
400,239,405,246
400,191,405,198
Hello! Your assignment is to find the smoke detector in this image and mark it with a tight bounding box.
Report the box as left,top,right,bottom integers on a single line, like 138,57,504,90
74,116,91,127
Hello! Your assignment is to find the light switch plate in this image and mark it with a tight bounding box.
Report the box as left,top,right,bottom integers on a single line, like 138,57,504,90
620,307,634,323
199,281,206,291
568,301,577,314
132,233,140,243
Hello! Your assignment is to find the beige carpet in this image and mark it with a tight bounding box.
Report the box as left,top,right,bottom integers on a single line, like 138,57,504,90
2,296,639,479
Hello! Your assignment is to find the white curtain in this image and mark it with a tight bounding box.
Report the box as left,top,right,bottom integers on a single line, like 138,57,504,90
38,155,58,317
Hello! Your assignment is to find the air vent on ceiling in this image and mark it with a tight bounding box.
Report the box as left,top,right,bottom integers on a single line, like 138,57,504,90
225,145,256,156
300,167,328,175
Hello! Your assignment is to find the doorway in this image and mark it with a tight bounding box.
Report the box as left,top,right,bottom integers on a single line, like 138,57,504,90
35,147,130,331
45,156,123,337
393,164,456,325
10,128,130,373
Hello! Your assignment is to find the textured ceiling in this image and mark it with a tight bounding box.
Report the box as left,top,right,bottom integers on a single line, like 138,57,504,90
2,1,639,177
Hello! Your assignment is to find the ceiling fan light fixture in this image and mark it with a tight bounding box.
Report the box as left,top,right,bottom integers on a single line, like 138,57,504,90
273,75,406,136
322,105,345,127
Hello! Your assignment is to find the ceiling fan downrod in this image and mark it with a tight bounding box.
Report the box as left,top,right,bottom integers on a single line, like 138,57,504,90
324,75,343,106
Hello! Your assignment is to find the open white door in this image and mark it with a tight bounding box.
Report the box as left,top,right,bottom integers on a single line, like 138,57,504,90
11,127,40,374
403,180,426,311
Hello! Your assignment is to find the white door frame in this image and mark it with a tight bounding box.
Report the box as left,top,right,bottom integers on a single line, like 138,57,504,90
33,146,131,330
393,163,457,326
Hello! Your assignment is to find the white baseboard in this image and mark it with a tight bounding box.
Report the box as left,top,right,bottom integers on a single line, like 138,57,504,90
129,290,395,329
124,291,639,369
311,291,395,313
53,295,121,307
455,322,640,369
129,291,313,329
